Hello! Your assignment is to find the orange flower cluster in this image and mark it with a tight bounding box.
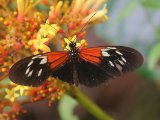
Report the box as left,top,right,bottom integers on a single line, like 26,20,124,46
28,78,65,107
0,0,108,119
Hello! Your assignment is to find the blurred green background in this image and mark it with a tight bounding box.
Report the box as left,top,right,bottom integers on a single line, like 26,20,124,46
17,0,160,120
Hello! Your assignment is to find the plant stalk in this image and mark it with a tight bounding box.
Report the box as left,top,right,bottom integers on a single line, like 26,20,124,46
67,86,113,120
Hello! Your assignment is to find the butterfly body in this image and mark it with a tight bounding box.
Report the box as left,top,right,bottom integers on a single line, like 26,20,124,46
9,42,143,87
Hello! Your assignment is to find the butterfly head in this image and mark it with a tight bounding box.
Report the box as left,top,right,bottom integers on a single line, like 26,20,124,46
69,42,76,50
69,42,78,58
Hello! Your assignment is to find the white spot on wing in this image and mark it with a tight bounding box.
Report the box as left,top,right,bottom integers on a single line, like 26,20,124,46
27,60,33,67
38,69,42,76
118,60,124,65
25,67,30,75
115,63,122,71
102,51,110,57
107,47,116,49
28,70,33,77
40,58,47,64
121,57,126,62
109,61,114,67
116,51,123,55
32,55,42,59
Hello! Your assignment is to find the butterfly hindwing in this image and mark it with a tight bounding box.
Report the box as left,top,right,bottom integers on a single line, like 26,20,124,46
76,60,111,87
51,60,74,84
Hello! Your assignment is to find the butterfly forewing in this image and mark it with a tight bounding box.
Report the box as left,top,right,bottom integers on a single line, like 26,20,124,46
9,51,69,86
9,54,51,86
78,46,143,86
100,46,143,72
47,51,74,84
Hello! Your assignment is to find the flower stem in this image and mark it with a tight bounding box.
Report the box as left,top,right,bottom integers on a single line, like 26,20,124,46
66,86,113,120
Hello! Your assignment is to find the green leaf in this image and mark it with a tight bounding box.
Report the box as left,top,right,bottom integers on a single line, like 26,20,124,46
141,0,160,9
58,94,79,120
148,43,160,70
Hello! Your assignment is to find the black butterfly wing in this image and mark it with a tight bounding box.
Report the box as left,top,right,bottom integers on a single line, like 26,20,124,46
9,51,69,87
51,60,74,84
9,54,51,86
77,46,143,87
9,46,143,87
76,60,110,87
47,51,74,84
100,46,143,73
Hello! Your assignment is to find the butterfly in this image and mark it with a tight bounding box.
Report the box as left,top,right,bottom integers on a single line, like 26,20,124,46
9,41,143,87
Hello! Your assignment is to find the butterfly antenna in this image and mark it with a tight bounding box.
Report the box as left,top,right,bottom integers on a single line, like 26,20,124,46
45,23,67,38
70,12,96,43
45,23,71,50
78,12,97,35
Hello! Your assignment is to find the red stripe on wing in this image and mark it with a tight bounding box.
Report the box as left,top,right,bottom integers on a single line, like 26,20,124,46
79,47,102,64
45,52,69,70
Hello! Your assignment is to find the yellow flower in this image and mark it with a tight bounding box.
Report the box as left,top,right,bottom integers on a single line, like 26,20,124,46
81,0,97,13
64,35,88,50
14,85,29,96
80,39,88,47
28,33,50,53
82,4,108,24
39,23,60,37
64,35,77,44
17,0,29,21
64,35,76,50
55,1,63,16
17,0,26,13
5,88,19,102
72,0,85,13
